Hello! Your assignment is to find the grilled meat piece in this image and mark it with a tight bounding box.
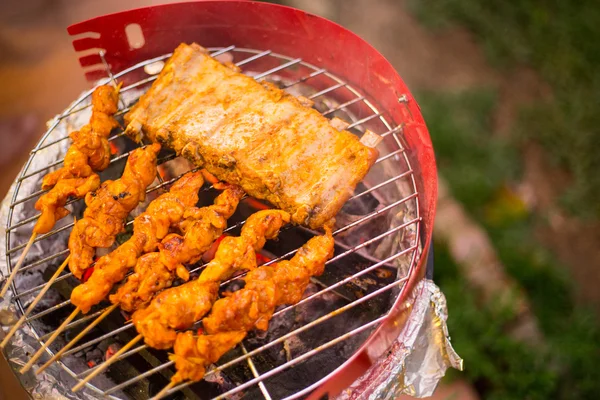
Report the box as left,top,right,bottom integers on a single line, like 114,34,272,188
110,184,245,312
34,175,100,235
71,171,205,313
68,144,160,279
132,209,290,350
34,85,119,234
172,330,246,383
125,43,378,229
170,230,335,383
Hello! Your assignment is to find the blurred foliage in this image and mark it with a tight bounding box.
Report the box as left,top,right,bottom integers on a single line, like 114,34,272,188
410,0,600,218
420,90,600,399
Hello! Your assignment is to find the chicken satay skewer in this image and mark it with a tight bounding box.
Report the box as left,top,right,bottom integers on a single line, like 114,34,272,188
68,143,161,280
0,85,120,298
35,172,207,374
20,144,160,373
72,209,289,392
159,228,335,394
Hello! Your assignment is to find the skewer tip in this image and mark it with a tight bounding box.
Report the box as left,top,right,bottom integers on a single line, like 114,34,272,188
19,306,80,374
0,232,38,298
36,303,118,375
0,255,70,350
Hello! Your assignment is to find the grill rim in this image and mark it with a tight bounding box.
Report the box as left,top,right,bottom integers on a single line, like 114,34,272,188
2,3,437,393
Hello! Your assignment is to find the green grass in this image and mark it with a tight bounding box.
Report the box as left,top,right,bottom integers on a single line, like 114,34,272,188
410,0,600,218
419,89,600,399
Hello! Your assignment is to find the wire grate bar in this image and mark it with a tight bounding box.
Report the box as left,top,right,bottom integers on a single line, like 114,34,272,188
39,307,108,341
80,344,148,379
329,217,419,265
254,58,302,80
235,50,272,66
24,299,70,323
13,268,71,300
376,148,405,164
7,222,73,255
103,350,171,394
282,68,327,89
351,169,413,201
347,112,383,129
308,83,346,100
18,249,70,276
63,323,134,358
322,96,366,116
242,343,273,400
381,125,403,138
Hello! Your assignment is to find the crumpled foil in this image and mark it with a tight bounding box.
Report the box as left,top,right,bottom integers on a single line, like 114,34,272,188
337,279,463,399
0,82,462,399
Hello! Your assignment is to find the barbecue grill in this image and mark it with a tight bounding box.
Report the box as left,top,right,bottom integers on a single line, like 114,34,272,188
0,1,454,399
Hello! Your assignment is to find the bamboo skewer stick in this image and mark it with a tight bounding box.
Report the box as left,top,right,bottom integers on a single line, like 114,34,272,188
152,381,176,400
1,255,71,349
20,306,81,373
35,303,119,375
72,333,143,392
0,233,38,298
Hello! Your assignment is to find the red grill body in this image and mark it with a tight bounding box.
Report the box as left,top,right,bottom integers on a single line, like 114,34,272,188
67,1,437,398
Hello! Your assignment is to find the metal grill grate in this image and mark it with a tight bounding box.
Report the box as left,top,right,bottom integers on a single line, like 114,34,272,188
3,47,422,400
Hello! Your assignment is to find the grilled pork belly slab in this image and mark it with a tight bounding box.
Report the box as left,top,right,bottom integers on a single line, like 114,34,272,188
125,43,378,228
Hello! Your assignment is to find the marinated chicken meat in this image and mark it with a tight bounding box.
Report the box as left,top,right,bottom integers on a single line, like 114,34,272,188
34,85,119,234
125,43,379,229
110,184,245,312
170,229,335,383
34,175,100,235
71,171,205,313
68,144,160,279
131,209,290,350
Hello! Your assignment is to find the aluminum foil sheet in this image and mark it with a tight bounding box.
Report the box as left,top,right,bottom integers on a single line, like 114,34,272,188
337,279,463,399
